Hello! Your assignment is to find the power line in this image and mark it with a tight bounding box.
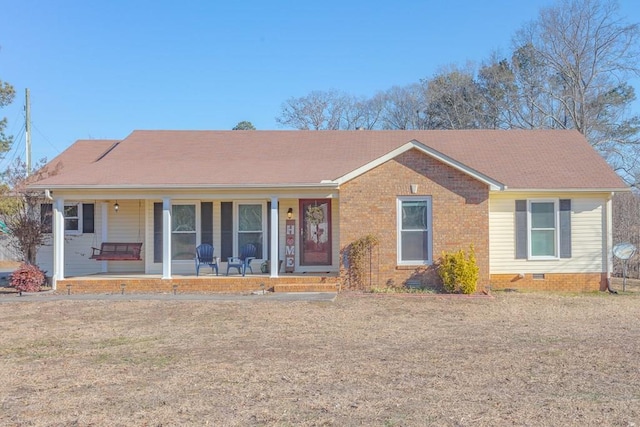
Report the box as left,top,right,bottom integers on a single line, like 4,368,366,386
0,124,26,171
31,121,62,158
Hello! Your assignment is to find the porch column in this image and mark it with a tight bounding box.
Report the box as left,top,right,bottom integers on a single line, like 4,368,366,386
52,197,65,289
100,202,108,273
270,197,279,278
162,197,172,279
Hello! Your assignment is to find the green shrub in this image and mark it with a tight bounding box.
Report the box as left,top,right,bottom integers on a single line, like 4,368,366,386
437,245,479,294
10,263,45,294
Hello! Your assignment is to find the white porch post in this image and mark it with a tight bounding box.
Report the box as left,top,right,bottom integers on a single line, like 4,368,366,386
52,197,65,289
162,197,172,279
100,202,108,273
270,197,279,278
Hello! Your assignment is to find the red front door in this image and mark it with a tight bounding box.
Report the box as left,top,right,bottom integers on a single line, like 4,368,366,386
300,199,332,266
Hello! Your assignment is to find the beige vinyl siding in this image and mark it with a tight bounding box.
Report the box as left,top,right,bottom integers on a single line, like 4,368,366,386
104,199,145,273
490,193,607,274
36,201,104,277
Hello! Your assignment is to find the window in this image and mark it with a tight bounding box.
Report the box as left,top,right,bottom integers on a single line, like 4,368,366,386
237,203,264,259
41,203,84,234
64,204,81,233
397,197,432,264
172,204,196,260
528,200,557,258
41,204,53,233
516,199,571,260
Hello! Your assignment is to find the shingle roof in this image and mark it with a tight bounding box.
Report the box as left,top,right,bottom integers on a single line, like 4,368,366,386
30,129,627,191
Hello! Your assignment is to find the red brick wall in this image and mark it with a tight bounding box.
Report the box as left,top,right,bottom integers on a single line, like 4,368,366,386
490,273,607,292
339,149,490,291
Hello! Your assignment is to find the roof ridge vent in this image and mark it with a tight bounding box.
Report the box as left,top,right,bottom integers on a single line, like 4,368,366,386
94,142,120,162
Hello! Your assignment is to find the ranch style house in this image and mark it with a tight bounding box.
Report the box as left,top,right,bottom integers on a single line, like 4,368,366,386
27,129,628,293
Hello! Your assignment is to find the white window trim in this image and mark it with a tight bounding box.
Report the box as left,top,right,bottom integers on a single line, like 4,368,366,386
527,198,559,260
171,201,199,263
397,196,433,266
234,201,266,260
64,203,82,235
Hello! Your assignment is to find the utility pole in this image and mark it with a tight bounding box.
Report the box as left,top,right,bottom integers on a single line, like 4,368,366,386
25,88,31,176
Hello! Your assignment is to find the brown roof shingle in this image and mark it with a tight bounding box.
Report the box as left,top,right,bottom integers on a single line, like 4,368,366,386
30,129,627,191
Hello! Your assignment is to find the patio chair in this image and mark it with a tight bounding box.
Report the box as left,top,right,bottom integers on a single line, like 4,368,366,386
226,243,257,276
195,244,219,276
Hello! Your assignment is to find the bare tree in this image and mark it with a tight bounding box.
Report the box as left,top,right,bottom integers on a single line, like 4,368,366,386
424,64,487,129
612,191,640,278
340,94,385,130
276,90,348,130
0,159,57,264
380,84,428,130
477,55,520,129
512,0,640,183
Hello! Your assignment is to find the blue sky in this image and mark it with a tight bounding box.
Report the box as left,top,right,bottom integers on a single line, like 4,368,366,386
1,0,640,166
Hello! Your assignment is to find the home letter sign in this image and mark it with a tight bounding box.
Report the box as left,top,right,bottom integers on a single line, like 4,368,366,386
285,219,295,273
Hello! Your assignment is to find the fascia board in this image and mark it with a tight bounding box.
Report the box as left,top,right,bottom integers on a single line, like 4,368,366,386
499,187,630,193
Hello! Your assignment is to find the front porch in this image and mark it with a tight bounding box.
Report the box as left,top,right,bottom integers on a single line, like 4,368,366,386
57,272,341,294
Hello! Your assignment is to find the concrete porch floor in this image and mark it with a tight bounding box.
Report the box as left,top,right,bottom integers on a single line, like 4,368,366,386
56,272,341,294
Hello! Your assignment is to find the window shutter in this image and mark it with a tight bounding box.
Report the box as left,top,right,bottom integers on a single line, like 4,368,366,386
153,203,163,263
82,203,94,233
559,199,572,258
201,202,213,246
40,203,53,233
515,200,527,259
221,202,233,261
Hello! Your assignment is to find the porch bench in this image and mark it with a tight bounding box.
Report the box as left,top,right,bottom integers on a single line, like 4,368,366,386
90,242,143,261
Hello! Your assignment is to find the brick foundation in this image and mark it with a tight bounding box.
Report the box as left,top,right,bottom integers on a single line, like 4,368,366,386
56,275,340,294
490,273,607,292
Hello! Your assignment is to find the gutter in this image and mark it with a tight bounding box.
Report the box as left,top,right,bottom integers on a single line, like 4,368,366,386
499,187,630,193
30,182,341,191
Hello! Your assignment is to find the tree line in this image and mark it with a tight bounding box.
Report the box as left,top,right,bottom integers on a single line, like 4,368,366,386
276,0,640,188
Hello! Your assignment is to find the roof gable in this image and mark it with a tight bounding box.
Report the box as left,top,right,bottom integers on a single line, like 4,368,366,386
333,140,505,190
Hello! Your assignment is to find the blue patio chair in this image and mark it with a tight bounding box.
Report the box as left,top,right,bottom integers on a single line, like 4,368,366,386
195,243,219,276
226,243,257,276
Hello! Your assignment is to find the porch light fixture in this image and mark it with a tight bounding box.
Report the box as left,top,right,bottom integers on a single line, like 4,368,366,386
287,208,293,219
114,201,119,213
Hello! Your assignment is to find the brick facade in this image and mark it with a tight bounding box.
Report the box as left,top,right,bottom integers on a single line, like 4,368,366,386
339,149,490,291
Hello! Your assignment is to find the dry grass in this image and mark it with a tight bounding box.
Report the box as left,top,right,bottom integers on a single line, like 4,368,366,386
1,291,639,426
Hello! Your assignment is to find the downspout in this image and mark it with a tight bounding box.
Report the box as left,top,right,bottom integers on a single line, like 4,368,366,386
606,193,617,293
45,189,53,200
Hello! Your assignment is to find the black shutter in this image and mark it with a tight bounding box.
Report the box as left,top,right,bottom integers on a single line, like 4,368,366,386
40,203,53,233
266,201,271,261
201,202,213,246
82,203,94,233
559,199,572,258
221,202,233,261
154,203,163,263
515,200,527,259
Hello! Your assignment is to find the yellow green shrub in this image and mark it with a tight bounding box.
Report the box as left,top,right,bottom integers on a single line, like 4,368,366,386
438,245,479,294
